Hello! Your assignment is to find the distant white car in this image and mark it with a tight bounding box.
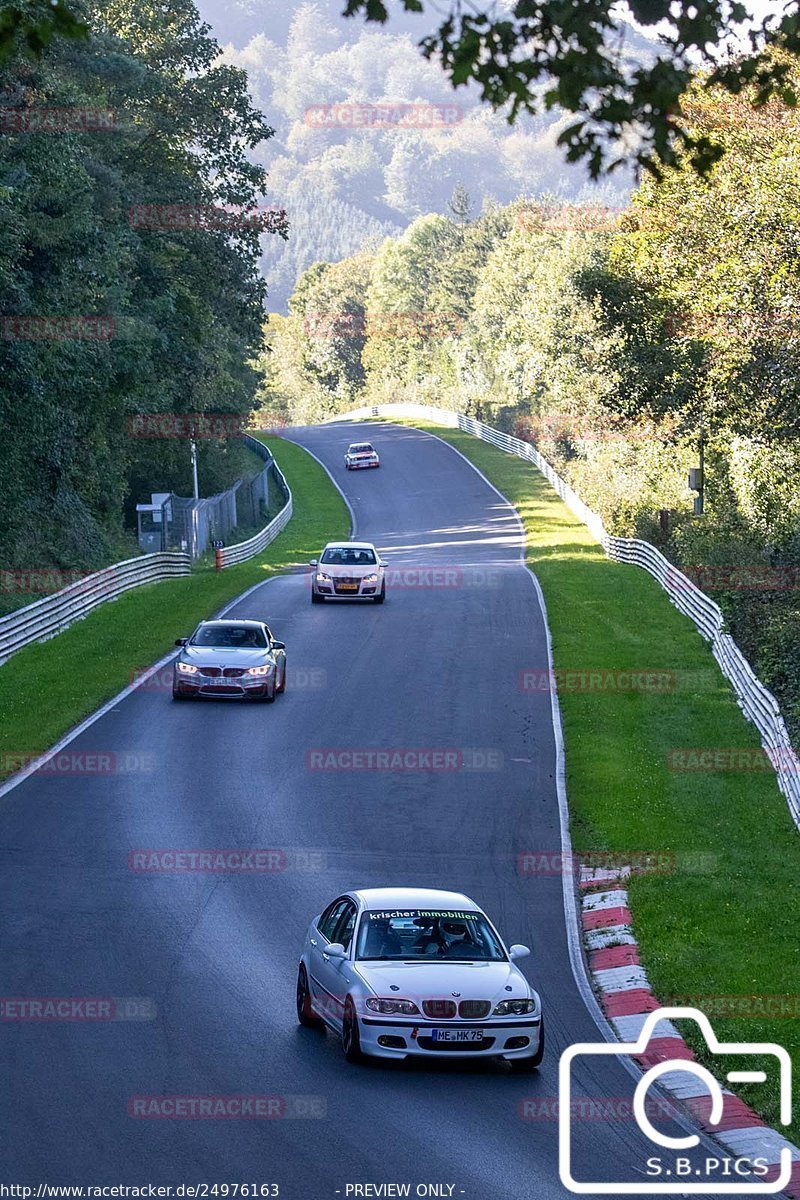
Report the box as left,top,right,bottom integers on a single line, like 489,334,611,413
296,887,543,1070
309,541,386,604
345,442,380,470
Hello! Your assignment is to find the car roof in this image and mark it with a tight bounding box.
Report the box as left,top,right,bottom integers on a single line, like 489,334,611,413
322,541,377,551
352,887,481,912
196,619,266,628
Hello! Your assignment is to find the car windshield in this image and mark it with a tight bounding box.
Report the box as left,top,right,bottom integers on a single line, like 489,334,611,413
190,624,267,648
355,909,506,962
350,444,374,454
321,546,377,566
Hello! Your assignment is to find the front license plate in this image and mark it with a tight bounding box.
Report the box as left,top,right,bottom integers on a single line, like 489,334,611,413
337,583,358,590
430,1029,484,1043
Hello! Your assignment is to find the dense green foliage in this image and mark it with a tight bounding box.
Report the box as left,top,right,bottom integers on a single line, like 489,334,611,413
266,64,800,740
0,0,286,570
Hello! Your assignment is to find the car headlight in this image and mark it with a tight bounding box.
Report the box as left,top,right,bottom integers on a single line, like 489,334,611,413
316,572,331,583
362,573,379,584
365,998,420,1015
176,662,197,675
493,998,537,1016
247,664,274,676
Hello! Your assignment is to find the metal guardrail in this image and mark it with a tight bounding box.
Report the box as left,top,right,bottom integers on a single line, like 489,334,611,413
0,437,294,662
0,552,191,666
329,402,800,829
214,436,293,568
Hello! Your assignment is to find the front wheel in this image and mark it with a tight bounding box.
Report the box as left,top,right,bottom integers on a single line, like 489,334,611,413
296,965,322,1028
342,997,365,1063
311,590,323,605
373,582,385,605
276,661,286,694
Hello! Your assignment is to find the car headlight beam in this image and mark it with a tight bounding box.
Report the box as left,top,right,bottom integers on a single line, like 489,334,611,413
247,664,274,676
362,573,379,584
176,662,198,675
316,572,331,583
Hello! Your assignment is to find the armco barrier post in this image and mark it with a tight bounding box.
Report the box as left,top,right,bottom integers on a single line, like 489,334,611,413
215,547,223,571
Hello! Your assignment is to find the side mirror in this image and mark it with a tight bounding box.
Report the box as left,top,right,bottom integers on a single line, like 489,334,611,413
324,942,347,960
175,638,188,646
309,559,318,567
509,944,531,962
379,560,387,567
271,640,285,651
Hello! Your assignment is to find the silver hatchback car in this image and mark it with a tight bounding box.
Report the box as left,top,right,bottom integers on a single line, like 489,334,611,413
172,619,286,702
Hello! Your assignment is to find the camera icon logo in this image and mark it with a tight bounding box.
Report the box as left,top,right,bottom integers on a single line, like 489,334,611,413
559,1007,792,1194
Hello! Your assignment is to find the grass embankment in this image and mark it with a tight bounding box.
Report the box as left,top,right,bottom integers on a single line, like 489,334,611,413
409,420,800,1138
0,435,349,775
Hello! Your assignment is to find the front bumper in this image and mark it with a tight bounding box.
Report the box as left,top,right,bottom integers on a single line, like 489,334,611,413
356,1015,542,1060
173,672,273,698
313,581,379,599
346,459,379,469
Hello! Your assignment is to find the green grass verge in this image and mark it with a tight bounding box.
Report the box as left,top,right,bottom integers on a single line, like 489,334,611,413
406,420,800,1138
0,435,349,775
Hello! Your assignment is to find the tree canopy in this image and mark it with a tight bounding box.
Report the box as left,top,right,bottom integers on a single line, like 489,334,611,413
344,0,800,177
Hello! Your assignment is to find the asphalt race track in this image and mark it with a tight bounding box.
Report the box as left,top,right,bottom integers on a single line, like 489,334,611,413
0,422,740,1198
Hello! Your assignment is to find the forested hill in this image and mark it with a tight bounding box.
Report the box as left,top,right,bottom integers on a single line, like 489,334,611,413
196,0,655,309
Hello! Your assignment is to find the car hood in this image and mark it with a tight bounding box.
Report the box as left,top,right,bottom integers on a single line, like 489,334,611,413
317,563,380,579
353,959,531,1003
181,646,272,666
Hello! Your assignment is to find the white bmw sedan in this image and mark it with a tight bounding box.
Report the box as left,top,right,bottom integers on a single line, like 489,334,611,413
296,887,543,1071
345,441,380,469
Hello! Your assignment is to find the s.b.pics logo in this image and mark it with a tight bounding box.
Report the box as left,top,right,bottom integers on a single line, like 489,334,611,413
559,1008,792,1194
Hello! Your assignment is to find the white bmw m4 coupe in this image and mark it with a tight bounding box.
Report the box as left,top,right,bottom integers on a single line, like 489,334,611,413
296,887,543,1070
